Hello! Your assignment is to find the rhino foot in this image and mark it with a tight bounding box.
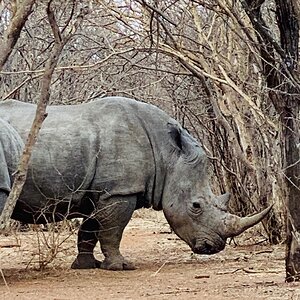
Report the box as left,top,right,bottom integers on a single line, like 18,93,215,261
101,256,136,271
71,254,102,269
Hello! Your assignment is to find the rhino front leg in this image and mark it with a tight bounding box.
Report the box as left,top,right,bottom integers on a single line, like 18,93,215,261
97,195,136,271
71,218,101,269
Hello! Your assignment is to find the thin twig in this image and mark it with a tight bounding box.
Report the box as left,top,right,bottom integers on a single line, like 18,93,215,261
137,0,177,26
0,269,9,290
150,260,169,276
3,74,41,100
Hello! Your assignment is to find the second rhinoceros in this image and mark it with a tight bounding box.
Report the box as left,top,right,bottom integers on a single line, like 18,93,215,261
0,97,271,270
0,118,24,213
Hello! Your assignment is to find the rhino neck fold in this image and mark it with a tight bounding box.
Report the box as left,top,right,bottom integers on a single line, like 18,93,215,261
136,115,168,211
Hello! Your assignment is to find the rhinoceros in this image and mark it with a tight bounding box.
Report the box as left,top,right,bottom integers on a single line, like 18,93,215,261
0,118,24,213
0,97,271,270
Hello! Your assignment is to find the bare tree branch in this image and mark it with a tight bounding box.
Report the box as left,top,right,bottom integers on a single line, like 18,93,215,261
0,0,36,71
137,0,177,26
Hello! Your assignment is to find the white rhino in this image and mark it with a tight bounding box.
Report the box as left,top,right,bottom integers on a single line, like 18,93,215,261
0,97,271,270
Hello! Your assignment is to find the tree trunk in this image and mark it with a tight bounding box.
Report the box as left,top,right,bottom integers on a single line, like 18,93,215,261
275,0,300,282
283,99,300,282
241,0,300,281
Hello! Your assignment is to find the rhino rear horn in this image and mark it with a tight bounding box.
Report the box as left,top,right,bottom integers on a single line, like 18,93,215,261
223,205,273,238
216,193,231,210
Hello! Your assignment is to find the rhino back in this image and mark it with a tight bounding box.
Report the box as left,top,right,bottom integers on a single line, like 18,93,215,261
0,98,174,217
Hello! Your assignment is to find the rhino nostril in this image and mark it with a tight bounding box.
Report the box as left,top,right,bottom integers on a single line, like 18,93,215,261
192,239,224,255
204,241,214,253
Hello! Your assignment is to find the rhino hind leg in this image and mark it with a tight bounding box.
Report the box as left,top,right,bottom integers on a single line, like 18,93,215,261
71,218,101,269
97,195,136,271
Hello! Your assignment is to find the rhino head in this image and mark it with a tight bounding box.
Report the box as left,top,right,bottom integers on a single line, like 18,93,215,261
162,123,271,255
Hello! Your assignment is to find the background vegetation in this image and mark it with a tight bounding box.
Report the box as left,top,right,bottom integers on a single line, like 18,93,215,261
0,0,299,280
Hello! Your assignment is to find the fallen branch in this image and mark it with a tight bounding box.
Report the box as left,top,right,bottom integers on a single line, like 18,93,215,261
216,268,281,275
0,240,20,248
194,274,210,279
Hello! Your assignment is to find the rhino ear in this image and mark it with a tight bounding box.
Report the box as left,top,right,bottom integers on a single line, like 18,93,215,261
168,122,183,150
168,122,195,156
168,122,206,166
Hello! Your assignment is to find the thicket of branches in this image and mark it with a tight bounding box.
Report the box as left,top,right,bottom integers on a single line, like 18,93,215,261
1,0,300,279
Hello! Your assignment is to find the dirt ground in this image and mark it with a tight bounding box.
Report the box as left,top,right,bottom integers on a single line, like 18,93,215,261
0,210,299,300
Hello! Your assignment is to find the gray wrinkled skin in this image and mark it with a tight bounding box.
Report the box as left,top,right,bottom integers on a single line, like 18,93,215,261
0,97,268,270
0,118,24,213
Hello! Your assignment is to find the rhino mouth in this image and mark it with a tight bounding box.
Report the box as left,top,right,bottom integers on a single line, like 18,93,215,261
191,238,226,255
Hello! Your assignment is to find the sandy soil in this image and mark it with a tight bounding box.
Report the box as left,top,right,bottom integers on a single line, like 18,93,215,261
0,210,299,300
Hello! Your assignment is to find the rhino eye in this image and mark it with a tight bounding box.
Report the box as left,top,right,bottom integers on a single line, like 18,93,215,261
189,202,203,218
192,202,201,209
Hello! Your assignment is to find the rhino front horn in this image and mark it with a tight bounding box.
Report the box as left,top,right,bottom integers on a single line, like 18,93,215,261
223,205,273,238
